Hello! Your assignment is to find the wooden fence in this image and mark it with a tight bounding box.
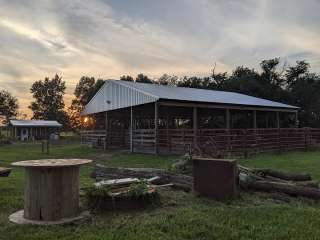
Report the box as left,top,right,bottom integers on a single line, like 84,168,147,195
80,129,129,149
81,128,320,156
139,128,320,156
80,130,106,148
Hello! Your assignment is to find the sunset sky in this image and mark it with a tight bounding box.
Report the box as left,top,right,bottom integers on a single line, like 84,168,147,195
0,0,320,116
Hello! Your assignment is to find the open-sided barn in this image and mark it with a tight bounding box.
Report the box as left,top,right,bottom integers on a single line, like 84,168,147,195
78,80,316,156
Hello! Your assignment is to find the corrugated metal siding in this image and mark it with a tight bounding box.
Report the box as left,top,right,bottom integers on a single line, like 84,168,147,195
82,81,158,115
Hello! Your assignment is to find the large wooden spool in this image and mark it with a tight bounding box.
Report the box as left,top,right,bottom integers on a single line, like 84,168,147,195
11,159,92,222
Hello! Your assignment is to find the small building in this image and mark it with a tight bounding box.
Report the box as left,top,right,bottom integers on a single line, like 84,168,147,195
81,80,299,154
8,120,62,141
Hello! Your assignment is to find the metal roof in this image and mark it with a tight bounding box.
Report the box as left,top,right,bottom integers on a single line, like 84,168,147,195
9,120,62,127
111,80,298,109
82,80,298,115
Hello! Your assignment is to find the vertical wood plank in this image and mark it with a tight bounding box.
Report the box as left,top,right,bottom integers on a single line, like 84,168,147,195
104,112,108,150
130,106,133,152
193,107,198,148
226,109,230,129
23,167,80,221
154,102,159,154
253,110,257,129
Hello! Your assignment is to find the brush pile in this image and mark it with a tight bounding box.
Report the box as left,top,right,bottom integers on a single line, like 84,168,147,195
85,177,161,210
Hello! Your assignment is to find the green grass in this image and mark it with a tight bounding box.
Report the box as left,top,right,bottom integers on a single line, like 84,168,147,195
2,143,320,239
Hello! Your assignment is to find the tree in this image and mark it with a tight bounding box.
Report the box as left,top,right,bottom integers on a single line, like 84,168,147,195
135,73,153,83
29,74,69,127
285,61,310,86
285,61,320,127
68,76,105,131
177,76,205,88
157,74,178,86
120,75,134,82
260,58,285,87
0,90,19,124
221,66,262,97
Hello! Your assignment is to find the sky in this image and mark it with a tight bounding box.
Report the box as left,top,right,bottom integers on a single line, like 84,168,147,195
0,0,320,116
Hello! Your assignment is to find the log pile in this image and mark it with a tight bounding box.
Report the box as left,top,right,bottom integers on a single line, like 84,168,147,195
238,165,320,199
92,164,320,200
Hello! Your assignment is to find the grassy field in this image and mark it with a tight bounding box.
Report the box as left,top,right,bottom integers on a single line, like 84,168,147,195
1,143,320,239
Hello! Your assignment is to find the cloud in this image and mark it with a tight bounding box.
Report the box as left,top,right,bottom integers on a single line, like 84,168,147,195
0,0,319,116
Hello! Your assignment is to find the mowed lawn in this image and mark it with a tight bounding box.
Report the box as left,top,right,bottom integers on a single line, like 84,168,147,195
1,143,320,240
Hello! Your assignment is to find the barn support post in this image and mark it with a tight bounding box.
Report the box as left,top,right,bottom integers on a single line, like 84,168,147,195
154,101,159,154
130,106,133,153
243,129,248,158
193,107,198,148
226,109,230,129
104,112,108,150
226,109,231,152
253,110,257,129
276,112,280,128
295,111,299,127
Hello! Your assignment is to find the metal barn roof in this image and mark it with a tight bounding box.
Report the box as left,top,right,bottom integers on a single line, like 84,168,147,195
9,120,62,127
82,80,298,115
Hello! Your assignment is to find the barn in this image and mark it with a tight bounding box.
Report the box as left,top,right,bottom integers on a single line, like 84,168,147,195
80,80,304,155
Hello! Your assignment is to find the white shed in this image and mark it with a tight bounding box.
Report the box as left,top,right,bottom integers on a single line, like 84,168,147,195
8,120,62,141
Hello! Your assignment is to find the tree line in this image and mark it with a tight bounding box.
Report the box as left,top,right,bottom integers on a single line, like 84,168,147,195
1,58,319,129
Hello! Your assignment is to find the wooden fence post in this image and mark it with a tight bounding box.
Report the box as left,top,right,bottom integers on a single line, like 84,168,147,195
278,128,281,153
243,129,248,158
227,129,231,153
305,127,310,151
46,140,50,154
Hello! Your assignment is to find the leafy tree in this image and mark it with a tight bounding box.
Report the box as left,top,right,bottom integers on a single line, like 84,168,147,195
29,74,69,127
0,90,19,124
120,75,134,82
68,76,105,131
157,74,178,86
260,58,285,87
177,76,205,88
210,72,228,90
285,62,320,127
222,67,262,96
285,61,310,86
135,73,153,83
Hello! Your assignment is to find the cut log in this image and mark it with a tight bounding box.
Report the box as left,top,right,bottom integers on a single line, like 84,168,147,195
246,180,320,199
295,181,319,189
0,167,12,177
254,169,311,181
94,178,139,188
